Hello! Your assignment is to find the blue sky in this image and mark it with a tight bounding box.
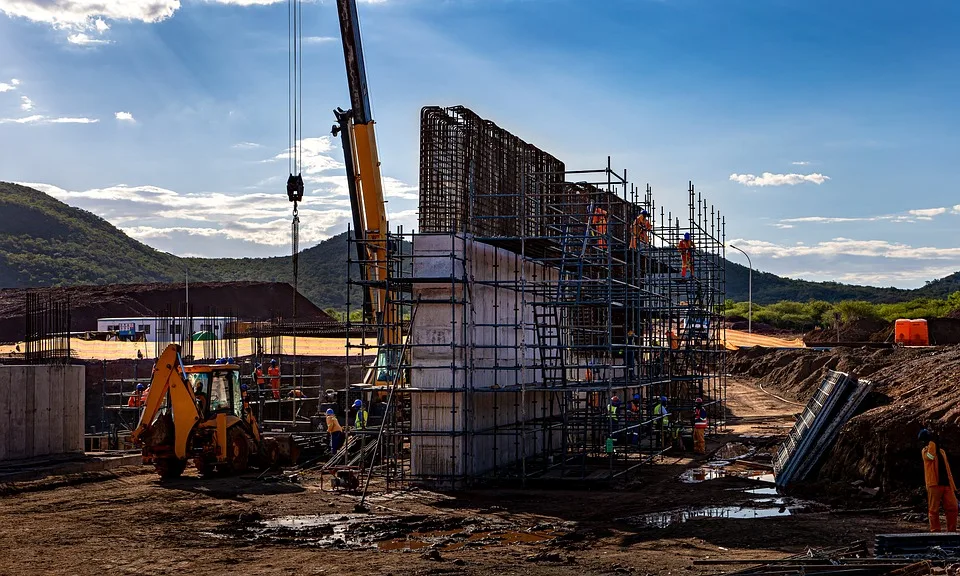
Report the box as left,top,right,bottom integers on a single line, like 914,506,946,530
1,0,959,288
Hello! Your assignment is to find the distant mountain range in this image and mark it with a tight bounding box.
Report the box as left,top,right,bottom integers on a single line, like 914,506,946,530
1,181,957,308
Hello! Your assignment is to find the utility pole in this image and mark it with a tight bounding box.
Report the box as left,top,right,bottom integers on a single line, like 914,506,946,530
729,245,752,334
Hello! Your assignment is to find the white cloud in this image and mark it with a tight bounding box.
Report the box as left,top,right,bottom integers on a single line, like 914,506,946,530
729,237,960,261
233,141,262,150
49,117,99,123
68,32,111,45
791,161,811,166
94,17,109,33
0,1,181,30
114,111,135,122
268,136,344,175
0,79,19,92
908,207,947,219
304,36,337,44
0,114,45,124
729,172,830,187
19,96,32,111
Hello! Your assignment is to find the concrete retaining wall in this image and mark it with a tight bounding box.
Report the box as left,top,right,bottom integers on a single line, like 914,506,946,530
0,365,85,461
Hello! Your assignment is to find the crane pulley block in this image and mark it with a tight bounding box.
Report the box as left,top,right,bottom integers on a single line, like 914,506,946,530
286,173,305,203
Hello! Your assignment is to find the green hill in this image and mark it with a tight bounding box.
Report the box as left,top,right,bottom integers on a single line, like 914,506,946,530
0,181,954,309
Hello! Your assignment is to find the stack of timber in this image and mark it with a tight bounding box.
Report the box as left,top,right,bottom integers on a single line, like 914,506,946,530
773,370,873,488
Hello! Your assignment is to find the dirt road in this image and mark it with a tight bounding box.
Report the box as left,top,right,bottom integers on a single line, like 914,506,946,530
0,379,925,576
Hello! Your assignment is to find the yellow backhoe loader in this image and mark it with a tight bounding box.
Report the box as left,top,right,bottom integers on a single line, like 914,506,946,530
131,344,298,479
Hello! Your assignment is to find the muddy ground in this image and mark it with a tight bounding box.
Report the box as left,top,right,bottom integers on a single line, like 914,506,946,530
0,379,927,576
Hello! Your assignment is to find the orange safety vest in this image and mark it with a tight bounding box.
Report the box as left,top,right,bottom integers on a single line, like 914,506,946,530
591,207,608,236
678,239,694,257
255,368,265,386
268,366,280,388
630,215,651,249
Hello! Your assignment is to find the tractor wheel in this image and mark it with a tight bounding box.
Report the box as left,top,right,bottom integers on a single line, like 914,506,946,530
155,457,187,479
228,427,250,473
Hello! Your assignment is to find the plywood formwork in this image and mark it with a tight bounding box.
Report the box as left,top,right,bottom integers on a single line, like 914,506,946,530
0,365,84,461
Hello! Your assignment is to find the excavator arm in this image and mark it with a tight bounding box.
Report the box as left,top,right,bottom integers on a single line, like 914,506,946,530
130,344,202,460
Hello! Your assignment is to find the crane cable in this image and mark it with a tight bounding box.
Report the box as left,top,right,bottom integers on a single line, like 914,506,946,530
286,0,304,392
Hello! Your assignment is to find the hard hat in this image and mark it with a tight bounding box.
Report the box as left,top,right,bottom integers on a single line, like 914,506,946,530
136,383,145,391
240,383,248,392
919,429,931,443
660,396,668,403
683,232,691,240
611,395,620,402
270,359,277,365
256,363,262,369
326,408,335,416
227,357,235,364
214,358,223,365
695,397,703,404
641,209,649,217
633,393,640,401
353,399,363,408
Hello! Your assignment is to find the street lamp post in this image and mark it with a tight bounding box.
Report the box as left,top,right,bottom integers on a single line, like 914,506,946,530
729,244,753,334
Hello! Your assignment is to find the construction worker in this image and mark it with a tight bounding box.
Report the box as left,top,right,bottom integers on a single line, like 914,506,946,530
353,399,369,430
326,408,345,453
607,395,622,438
692,398,708,455
268,359,280,400
678,232,695,277
919,429,958,532
654,396,670,447
254,363,266,392
590,205,608,250
128,383,145,408
630,209,652,249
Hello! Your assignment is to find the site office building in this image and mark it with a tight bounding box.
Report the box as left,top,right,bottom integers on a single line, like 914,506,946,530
96,317,236,342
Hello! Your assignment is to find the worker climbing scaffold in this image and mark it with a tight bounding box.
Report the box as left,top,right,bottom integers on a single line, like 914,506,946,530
630,209,652,249
590,203,608,251
678,232,695,277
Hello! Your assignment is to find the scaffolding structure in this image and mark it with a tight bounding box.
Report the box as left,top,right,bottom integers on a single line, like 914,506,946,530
346,105,726,487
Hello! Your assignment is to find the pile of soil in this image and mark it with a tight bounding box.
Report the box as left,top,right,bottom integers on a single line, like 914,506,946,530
0,281,334,342
802,318,889,344
729,345,960,499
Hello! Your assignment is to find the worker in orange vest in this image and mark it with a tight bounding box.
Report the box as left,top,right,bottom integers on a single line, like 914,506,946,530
128,383,145,408
255,363,266,393
920,429,958,532
630,209,652,249
268,359,281,400
678,232,695,277
692,398,708,455
590,205,608,250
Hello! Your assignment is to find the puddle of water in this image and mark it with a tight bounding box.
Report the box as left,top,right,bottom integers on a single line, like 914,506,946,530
630,505,793,528
680,468,775,484
743,487,779,496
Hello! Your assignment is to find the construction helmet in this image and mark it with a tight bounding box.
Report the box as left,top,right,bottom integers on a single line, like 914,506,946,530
641,210,649,217
270,359,277,365
326,408,335,416
660,396,668,404
136,383,145,391
227,357,235,364
919,429,932,444
684,232,691,241
353,399,363,408
695,397,703,404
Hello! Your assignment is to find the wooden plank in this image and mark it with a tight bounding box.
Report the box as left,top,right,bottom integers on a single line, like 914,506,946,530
48,367,64,455
63,366,82,453
0,368,9,460
32,367,49,457
7,367,27,459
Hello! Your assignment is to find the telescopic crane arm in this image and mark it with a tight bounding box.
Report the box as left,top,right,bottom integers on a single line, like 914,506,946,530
332,0,397,347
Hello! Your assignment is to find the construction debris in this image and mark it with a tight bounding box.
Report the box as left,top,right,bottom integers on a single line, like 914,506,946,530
876,533,960,558
698,542,933,576
774,370,873,488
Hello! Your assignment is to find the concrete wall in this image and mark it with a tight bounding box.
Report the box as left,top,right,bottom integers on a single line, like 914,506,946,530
410,234,565,481
411,234,559,390
0,365,84,461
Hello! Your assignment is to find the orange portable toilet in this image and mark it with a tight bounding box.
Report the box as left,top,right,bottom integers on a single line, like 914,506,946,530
894,319,912,346
911,319,929,346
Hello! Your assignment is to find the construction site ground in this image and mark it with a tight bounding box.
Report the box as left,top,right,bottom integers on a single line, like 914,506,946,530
0,378,927,576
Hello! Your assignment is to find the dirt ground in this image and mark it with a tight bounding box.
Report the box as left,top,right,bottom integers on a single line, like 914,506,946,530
0,379,928,576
